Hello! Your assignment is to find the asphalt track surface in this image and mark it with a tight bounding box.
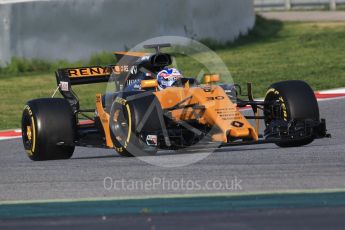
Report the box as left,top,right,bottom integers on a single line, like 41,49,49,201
0,98,344,201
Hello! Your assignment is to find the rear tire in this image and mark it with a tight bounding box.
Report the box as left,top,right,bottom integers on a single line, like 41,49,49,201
21,98,76,161
264,80,319,147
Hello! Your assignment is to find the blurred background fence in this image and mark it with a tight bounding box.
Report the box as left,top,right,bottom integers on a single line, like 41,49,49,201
254,0,345,11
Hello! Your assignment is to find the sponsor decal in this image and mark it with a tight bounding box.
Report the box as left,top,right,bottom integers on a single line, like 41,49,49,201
206,96,225,101
113,65,129,74
130,66,138,75
201,85,212,92
231,121,244,128
146,135,158,146
127,79,141,86
68,66,130,78
59,81,69,91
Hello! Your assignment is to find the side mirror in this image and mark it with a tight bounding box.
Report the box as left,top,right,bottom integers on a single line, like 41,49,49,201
141,79,158,89
204,74,220,84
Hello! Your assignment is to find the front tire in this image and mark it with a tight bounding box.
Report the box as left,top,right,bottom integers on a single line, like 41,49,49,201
264,80,319,147
21,98,76,161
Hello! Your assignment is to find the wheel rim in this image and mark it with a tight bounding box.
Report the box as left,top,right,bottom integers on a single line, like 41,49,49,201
22,111,35,156
264,91,287,126
26,126,32,141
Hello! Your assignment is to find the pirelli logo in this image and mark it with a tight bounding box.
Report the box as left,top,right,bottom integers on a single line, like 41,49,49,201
68,66,129,78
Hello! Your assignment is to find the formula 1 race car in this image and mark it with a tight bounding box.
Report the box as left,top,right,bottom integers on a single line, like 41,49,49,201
21,44,330,160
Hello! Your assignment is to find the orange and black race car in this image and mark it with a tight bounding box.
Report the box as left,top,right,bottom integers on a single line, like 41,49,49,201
21,44,330,160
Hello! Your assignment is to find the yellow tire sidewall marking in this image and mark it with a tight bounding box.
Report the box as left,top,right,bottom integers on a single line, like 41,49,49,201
125,104,132,147
30,116,36,153
279,96,288,121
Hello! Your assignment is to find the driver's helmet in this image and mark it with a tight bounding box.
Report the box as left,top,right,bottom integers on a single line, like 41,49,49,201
157,68,183,90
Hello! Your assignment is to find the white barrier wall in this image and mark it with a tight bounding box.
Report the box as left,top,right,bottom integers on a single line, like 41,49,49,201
254,0,345,10
0,0,255,64
0,4,11,64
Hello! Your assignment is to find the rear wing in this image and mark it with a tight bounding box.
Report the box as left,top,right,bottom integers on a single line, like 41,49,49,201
56,66,113,85
55,52,148,112
55,65,132,113
55,52,148,86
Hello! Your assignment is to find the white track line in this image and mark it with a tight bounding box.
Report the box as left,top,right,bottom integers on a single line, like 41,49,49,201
316,87,345,94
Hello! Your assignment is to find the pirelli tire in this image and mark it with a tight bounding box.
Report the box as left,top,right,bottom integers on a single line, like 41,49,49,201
21,98,76,161
264,80,319,147
109,92,161,157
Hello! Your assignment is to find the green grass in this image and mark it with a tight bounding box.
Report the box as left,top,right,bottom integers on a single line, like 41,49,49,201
219,21,345,96
0,74,108,129
0,52,114,77
1,16,345,130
